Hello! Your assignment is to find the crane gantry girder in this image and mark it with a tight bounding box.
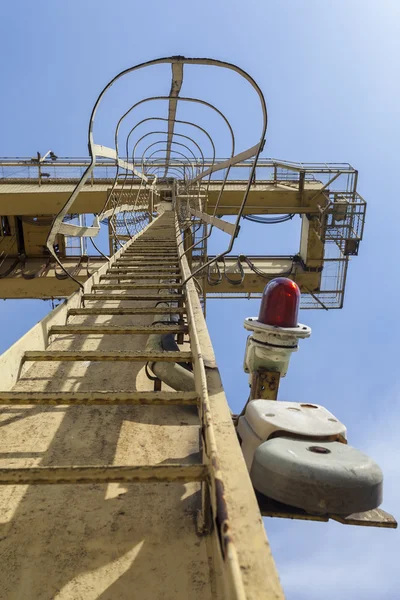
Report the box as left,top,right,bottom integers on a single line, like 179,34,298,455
0,180,326,216
0,257,322,299
0,177,326,299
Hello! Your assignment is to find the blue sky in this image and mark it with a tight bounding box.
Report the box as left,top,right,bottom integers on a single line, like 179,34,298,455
1,1,400,598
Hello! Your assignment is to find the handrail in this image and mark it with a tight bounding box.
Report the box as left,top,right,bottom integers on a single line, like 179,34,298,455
175,214,247,600
0,157,356,171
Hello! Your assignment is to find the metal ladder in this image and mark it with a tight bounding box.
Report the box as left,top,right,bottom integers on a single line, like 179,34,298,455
0,210,250,599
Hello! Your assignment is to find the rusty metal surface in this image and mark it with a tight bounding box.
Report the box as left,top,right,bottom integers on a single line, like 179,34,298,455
250,369,281,401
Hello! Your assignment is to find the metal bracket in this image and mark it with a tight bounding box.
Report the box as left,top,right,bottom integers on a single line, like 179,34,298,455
256,492,397,529
250,369,280,401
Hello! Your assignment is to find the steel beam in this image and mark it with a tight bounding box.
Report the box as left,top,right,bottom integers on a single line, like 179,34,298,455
0,181,327,216
0,257,321,298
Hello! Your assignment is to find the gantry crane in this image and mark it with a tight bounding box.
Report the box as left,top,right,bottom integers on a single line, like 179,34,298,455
0,57,395,600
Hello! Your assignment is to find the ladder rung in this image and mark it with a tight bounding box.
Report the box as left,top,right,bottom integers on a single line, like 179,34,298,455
124,251,178,255
111,265,179,270
24,350,192,362
108,268,181,273
50,324,188,335
104,269,181,279
82,293,184,301
117,258,180,262
92,283,183,290
124,253,178,256
68,307,186,316
114,258,179,268
125,248,177,252
103,273,181,279
0,390,198,406
0,464,207,485
129,245,177,249
123,255,178,259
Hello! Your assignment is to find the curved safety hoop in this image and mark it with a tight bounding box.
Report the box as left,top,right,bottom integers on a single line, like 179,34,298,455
46,56,267,289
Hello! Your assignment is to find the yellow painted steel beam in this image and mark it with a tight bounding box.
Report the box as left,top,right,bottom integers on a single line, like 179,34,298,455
0,257,321,298
0,183,110,215
207,181,328,215
0,181,328,216
299,214,324,270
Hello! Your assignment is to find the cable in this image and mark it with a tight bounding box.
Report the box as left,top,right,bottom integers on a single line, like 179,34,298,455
20,255,51,280
89,236,109,260
243,214,295,224
0,258,19,279
145,362,159,382
222,256,245,286
207,260,222,286
54,255,83,280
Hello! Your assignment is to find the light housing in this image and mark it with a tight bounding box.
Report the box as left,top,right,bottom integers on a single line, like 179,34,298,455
258,278,300,328
243,278,310,378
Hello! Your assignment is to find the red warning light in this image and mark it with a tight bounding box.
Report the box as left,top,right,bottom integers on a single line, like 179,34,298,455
258,278,300,328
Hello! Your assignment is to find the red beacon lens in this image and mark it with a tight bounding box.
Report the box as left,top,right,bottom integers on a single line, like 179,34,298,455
258,278,300,328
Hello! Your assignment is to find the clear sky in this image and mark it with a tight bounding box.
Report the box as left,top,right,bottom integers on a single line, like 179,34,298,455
1,1,400,598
